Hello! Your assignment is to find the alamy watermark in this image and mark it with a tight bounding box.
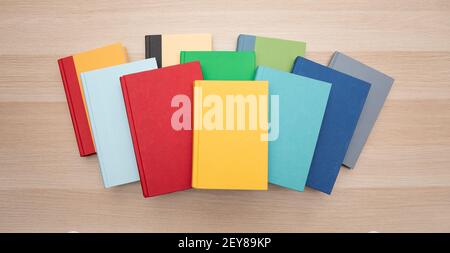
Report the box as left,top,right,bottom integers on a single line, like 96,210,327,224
170,87,279,141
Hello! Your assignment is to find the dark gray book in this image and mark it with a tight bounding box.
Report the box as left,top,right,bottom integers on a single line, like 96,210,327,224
329,52,394,168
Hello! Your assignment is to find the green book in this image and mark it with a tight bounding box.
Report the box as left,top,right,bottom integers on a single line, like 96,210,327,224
180,51,256,80
237,34,306,72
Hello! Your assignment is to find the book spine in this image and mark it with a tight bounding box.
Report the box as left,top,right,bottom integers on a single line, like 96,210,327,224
236,34,244,51
145,35,162,68
191,133,199,188
191,81,200,188
145,35,151,59
328,52,340,68
180,51,185,64
121,45,129,63
57,57,96,156
120,77,149,197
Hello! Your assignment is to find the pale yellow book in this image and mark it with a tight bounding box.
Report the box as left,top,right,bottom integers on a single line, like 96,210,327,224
145,34,212,67
192,80,268,190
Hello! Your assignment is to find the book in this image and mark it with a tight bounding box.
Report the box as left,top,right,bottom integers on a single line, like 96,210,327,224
121,62,203,197
180,51,256,80
329,52,394,168
254,66,331,191
236,34,306,72
292,57,370,194
58,43,128,156
81,58,158,188
192,80,269,190
145,34,212,68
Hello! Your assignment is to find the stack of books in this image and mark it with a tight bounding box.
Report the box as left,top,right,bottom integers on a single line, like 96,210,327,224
58,33,394,197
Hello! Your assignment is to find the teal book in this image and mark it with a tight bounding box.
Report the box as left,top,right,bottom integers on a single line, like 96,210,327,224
237,34,306,72
180,51,255,80
81,58,158,188
254,66,331,191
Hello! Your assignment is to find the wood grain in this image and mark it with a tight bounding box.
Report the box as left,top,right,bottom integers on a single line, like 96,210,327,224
1,0,449,232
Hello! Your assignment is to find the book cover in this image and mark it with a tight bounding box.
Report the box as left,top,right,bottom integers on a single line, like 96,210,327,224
121,62,203,197
81,58,158,188
236,34,306,72
57,43,128,156
180,51,255,80
292,57,370,194
329,52,394,168
145,34,212,67
192,80,268,190
255,66,330,191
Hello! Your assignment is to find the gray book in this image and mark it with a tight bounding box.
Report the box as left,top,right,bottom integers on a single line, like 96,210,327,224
329,52,394,168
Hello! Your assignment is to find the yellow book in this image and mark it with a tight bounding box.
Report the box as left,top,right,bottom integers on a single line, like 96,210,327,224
145,34,212,67
192,80,268,190
72,43,128,137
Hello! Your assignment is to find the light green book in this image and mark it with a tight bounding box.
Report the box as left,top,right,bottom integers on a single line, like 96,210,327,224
237,34,306,72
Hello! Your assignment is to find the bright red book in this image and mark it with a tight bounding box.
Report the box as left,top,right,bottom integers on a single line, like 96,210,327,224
58,56,95,156
120,62,203,197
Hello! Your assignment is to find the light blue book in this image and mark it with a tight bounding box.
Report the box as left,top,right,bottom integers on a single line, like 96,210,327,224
254,66,331,191
81,58,158,188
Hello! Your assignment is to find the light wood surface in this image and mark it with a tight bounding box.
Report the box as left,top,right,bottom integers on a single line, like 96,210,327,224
1,0,450,232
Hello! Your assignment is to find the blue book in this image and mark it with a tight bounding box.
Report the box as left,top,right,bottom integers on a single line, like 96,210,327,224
81,58,158,188
255,66,330,191
291,57,370,194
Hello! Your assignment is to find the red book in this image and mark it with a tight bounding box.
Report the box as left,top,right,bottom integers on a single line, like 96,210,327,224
121,62,203,197
58,56,95,156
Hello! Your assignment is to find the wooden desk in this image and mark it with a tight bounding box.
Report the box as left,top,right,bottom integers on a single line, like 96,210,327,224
1,0,449,232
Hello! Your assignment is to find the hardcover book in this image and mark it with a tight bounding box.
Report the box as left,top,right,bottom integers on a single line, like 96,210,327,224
192,80,269,190
81,58,158,188
292,57,370,194
121,62,203,197
255,66,330,191
57,43,128,156
145,34,212,68
329,52,394,168
236,34,306,72
180,51,255,80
